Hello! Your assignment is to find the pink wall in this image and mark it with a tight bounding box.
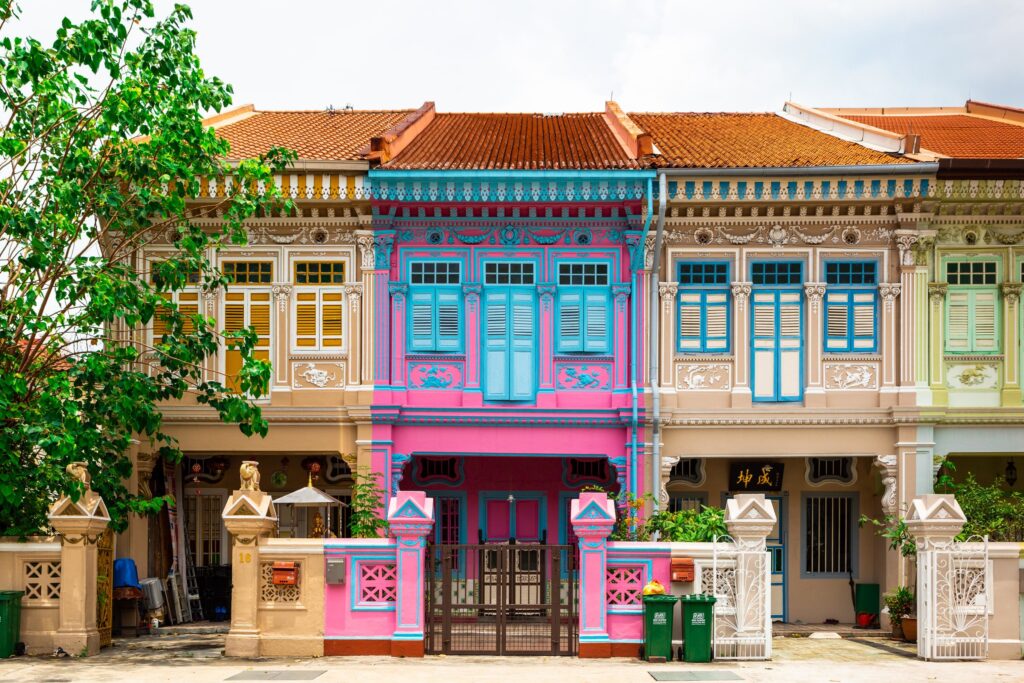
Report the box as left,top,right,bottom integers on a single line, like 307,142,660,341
606,543,671,643
323,539,397,640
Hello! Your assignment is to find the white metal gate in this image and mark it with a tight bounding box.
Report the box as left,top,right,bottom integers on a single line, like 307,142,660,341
709,535,771,660
917,536,989,661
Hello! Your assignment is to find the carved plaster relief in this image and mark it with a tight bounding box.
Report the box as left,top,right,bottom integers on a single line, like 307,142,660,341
676,363,731,390
824,363,878,390
946,363,999,390
292,361,346,389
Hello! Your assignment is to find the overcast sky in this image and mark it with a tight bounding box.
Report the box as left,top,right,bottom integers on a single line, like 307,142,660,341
14,0,1024,114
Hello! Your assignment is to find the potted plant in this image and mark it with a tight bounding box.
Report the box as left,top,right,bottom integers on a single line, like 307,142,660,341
883,586,914,640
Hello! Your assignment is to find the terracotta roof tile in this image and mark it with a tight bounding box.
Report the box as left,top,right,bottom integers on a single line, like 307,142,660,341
215,110,414,161
631,113,911,168
840,114,1024,159
382,113,643,170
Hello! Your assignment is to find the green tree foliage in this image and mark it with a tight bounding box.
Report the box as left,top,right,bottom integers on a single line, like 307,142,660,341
347,471,389,539
647,505,728,543
937,463,1024,542
0,0,294,536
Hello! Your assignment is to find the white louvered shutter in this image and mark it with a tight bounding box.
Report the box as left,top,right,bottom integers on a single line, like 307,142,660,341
825,291,849,351
972,289,998,352
704,292,729,352
484,290,509,400
678,292,702,351
851,292,875,350
777,292,802,400
945,291,970,352
510,292,535,399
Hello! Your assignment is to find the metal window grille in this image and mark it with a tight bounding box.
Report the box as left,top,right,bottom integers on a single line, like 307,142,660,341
411,261,461,285
946,261,997,285
669,494,706,513
223,261,273,284
484,262,535,285
752,262,802,286
825,261,877,285
679,261,729,286
568,458,607,480
670,458,704,484
558,263,609,286
804,495,855,576
439,498,461,546
294,261,345,284
418,457,458,482
807,457,855,485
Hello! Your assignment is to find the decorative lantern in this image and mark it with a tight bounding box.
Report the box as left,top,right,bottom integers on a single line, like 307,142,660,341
1006,459,1018,487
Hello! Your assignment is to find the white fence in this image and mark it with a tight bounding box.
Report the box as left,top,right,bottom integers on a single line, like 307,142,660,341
917,536,989,661
709,535,771,661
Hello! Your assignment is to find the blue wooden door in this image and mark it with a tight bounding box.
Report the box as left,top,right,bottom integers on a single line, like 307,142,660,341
751,289,803,402
483,288,535,400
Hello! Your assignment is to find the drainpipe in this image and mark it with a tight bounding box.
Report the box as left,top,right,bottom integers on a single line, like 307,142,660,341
649,172,668,510
629,176,655,508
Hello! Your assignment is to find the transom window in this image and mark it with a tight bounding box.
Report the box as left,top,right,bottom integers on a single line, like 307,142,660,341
294,261,345,284
485,262,535,285
946,261,996,285
806,457,855,485
826,262,877,286
411,261,461,285
752,262,802,286
417,458,459,483
224,261,272,284
670,458,704,485
568,458,608,482
679,262,728,286
558,263,610,286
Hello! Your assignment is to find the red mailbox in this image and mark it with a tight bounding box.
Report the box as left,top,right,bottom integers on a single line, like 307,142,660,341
271,561,298,586
671,557,695,583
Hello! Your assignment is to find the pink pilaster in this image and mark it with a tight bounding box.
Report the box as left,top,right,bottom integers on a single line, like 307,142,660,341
571,492,616,657
613,284,631,388
537,284,556,405
386,490,435,656
389,283,408,387
463,283,482,403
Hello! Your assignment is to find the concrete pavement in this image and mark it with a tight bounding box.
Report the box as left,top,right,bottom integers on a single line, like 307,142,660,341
0,634,1020,683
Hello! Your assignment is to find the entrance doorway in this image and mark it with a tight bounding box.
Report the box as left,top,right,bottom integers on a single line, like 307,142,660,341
425,543,578,655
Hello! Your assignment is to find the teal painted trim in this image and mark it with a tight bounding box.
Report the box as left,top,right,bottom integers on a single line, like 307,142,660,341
749,260,804,403
370,170,655,181
676,260,731,354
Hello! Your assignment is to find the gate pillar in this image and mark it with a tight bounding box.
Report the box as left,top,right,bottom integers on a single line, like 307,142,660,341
48,462,111,657
222,461,278,658
387,490,434,657
571,492,616,658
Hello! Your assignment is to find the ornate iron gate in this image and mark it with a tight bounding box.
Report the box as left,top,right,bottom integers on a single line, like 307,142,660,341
710,535,771,660
918,536,989,660
425,543,578,655
96,528,114,647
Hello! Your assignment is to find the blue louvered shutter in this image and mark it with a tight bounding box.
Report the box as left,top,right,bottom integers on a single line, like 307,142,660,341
409,289,435,352
484,290,509,400
509,290,536,400
557,290,583,353
435,289,461,352
583,289,610,353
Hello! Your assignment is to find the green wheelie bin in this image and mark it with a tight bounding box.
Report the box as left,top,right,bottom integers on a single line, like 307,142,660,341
0,591,24,658
680,593,716,663
642,594,679,662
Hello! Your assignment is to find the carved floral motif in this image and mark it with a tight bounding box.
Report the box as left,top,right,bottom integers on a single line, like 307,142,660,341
292,362,345,389
825,364,878,390
676,363,731,390
556,363,612,391
947,364,998,389
408,363,464,390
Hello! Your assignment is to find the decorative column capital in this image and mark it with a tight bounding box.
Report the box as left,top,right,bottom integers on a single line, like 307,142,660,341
271,283,292,311
928,281,948,303
136,452,157,499
803,282,827,312
535,283,556,298
895,230,919,267
873,455,899,518
1001,281,1023,304
658,282,678,302
612,283,632,301
878,283,902,302
388,282,408,300
203,288,219,314
730,281,752,302
343,283,363,306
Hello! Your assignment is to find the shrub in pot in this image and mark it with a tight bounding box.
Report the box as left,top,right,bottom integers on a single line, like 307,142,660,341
883,587,914,640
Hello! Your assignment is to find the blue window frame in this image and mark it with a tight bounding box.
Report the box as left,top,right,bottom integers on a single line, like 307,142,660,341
750,261,803,402
483,262,536,401
556,262,611,354
408,261,462,352
677,261,730,353
824,261,877,353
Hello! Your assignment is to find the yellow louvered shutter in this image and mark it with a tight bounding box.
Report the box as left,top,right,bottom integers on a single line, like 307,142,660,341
152,293,172,340
295,292,318,347
179,292,199,335
223,291,271,393
321,292,343,347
